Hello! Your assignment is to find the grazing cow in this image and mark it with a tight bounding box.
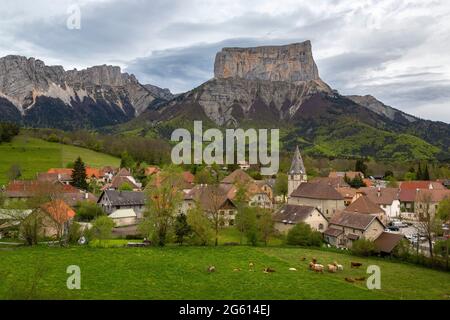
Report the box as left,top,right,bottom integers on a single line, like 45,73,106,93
312,264,324,273
333,261,344,271
309,262,315,270
327,264,337,273
345,277,355,283
351,262,363,268
263,267,276,273
207,266,216,273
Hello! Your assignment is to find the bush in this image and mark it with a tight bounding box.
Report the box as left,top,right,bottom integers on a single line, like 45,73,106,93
76,202,104,222
286,223,323,247
351,239,378,257
67,222,83,244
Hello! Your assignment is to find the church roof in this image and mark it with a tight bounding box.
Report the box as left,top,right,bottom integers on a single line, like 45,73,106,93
289,146,306,175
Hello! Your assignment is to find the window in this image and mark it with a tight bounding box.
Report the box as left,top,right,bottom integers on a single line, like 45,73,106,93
229,219,234,226
319,223,324,230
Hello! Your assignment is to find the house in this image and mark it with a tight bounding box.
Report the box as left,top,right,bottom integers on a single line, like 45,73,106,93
329,171,365,180
374,232,406,255
399,188,417,214
0,209,32,238
336,187,357,206
414,189,450,218
222,169,273,208
39,200,76,239
399,180,446,191
324,211,385,249
46,168,73,184
357,187,400,219
311,176,350,189
144,166,160,176
287,146,308,197
97,190,146,218
288,182,345,219
146,170,195,192
343,195,387,225
4,180,94,207
182,184,237,226
107,168,142,191
109,208,138,227
273,204,328,233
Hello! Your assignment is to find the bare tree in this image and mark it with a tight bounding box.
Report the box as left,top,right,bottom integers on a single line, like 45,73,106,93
415,192,442,259
144,167,184,246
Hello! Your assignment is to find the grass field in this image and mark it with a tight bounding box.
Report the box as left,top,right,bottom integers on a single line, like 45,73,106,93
0,135,120,185
0,245,449,300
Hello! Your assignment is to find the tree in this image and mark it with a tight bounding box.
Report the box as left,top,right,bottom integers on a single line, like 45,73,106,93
186,206,213,246
437,197,450,222
404,171,416,181
90,216,115,244
352,239,378,256
423,163,430,180
76,201,104,222
257,209,274,246
7,164,22,181
355,159,368,176
348,174,366,188
384,170,394,179
286,223,322,247
71,157,88,190
434,239,450,270
235,206,257,244
415,192,442,259
174,213,191,245
194,168,214,185
417,163,423,180
274,173,288,202
19,211,43,246
120,151,135,169
144,167,184,246
118,182,133,191
386,176,399,188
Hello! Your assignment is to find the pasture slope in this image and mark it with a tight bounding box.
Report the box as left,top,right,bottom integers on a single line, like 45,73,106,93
0,135,120,185
0,246,449,300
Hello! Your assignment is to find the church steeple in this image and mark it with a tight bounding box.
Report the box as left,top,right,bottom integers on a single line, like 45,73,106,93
288,146,307,197
289,145,306,175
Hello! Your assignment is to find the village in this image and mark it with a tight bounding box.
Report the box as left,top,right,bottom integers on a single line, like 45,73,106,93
1,146,449,265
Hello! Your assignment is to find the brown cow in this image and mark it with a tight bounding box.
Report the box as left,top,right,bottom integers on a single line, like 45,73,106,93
345,277,355,283
327,264,337,273
351,262,363,268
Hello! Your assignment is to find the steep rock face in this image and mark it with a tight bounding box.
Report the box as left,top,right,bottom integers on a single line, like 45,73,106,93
214,41,320,82
154,42,331,126
0,55,164,129
346,95,417,123
144,84,175,101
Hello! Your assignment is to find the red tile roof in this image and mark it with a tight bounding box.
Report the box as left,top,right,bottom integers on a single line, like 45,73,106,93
399,181,445,191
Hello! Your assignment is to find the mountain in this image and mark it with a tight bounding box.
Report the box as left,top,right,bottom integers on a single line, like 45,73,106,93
127,41,450,161
0,55,170,129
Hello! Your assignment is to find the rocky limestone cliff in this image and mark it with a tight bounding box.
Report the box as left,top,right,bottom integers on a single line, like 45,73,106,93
155,42,331,126
0,55,165,128
347,95,417,123
214,41,320,82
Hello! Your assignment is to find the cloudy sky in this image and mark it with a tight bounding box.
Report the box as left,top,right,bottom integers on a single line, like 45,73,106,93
1,0,450,122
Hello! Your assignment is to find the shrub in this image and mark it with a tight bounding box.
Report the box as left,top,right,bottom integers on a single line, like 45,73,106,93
286,223,323,247
351,239,378,257
76,202,104,222
67,222,83,244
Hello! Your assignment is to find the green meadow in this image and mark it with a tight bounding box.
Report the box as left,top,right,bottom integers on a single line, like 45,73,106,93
0,246,449,300
0,135,120,185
